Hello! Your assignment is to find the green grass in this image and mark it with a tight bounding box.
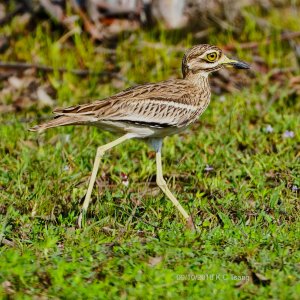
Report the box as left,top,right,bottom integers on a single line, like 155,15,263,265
0,5,300,299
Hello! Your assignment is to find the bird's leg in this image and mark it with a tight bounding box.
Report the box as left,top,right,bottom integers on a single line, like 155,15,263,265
155,146,190,222
78,133,134,228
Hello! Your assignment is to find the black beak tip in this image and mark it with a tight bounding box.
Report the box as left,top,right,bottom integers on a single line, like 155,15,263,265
232,61,250,69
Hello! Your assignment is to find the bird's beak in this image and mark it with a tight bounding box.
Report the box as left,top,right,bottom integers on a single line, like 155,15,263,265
220,55,250,69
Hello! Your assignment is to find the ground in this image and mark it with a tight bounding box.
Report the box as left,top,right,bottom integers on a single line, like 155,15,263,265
0,4,299,299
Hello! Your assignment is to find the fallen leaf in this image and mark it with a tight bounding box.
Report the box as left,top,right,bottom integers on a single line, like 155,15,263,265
251,271,271,286
37,87,55,107
8,76,25,89
1,281,15,294
148,256,163,267
0,105,14,113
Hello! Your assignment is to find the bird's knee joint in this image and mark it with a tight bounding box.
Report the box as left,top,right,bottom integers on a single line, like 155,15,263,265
157,178,167,189
96,147,106,157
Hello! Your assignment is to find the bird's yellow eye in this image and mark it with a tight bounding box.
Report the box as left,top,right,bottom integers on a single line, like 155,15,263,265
206,52,218,62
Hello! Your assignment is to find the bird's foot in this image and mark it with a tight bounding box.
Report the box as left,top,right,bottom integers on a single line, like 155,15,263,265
186,216,197,231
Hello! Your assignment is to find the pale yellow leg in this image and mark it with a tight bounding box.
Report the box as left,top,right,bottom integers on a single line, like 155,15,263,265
78,133,134,228
156,150,190,221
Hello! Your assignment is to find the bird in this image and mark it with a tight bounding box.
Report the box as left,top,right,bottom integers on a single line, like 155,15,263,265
30,44,250,228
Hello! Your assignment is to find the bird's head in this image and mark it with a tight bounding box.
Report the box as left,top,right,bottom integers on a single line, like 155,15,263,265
182,44,250,79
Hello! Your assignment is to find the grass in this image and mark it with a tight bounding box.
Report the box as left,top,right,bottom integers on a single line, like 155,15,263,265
0,4,300,299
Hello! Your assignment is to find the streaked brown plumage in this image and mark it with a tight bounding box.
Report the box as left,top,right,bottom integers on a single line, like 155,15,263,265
30,44,249,228
31,76,211,136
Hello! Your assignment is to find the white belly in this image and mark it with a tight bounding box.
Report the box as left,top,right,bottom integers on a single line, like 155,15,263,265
92,120,188,138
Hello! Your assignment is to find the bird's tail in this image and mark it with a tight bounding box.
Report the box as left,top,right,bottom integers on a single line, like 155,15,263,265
29,115,92,133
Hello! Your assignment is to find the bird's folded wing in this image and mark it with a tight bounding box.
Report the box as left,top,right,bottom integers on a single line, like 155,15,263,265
54,80,200,127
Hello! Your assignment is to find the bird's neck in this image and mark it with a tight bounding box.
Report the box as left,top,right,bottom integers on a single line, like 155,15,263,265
184,72,210,88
